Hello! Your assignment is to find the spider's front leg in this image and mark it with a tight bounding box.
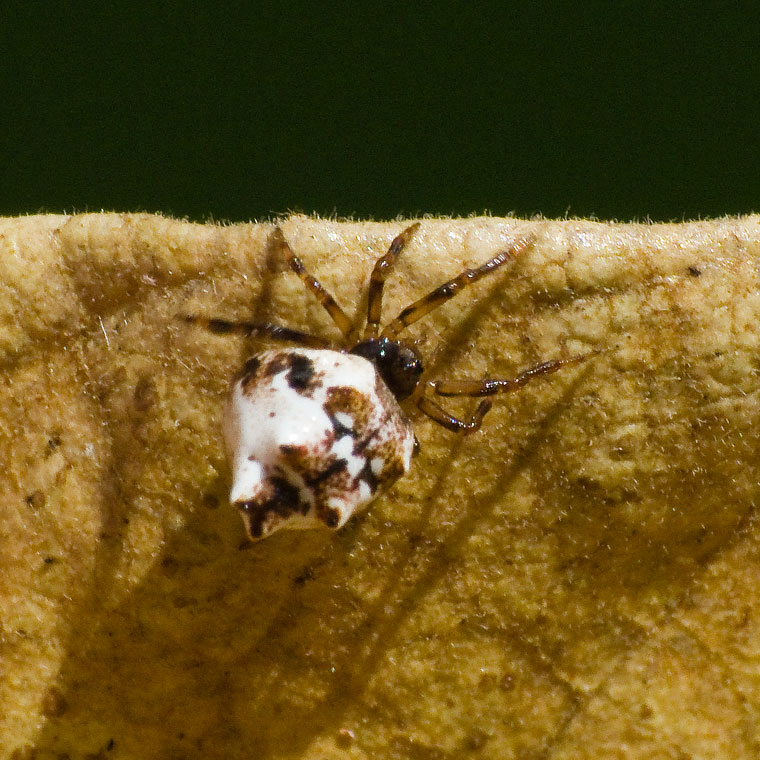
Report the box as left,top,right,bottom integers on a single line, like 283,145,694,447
382,233,536,340
431,353,594,398
364,222,421,339
417,352,596,433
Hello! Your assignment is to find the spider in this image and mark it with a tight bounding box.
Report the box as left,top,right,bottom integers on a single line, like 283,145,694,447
184,223,588,540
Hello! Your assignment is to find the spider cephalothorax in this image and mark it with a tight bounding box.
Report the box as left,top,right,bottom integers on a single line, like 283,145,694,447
185,223,589,540
349,337,422,401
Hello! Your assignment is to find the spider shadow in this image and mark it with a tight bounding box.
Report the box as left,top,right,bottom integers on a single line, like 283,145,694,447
28,228,592,756
420,258,539,390
27,364,592,759
214,237,590,755
30,225,760,755
25,225,316,755
233,364,595,758
82,226,288,617
239,224,287,362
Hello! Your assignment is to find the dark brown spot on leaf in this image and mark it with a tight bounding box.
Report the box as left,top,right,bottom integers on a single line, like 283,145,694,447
133,375,157,412
26,491,45,510
202,493,219,510
41,686,68,717
294,566,316,586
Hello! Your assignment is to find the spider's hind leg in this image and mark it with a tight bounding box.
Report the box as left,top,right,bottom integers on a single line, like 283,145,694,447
416,395,493,434
179,315,338,350
418,352,596,433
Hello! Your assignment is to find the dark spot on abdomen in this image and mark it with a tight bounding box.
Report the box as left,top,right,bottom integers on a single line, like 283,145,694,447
357,458,379,493
325,409,355,439
269,476,304,513
240,356,261,390
304,457,349,487
324,507,340,528
286,353,316,390
238,475,306,538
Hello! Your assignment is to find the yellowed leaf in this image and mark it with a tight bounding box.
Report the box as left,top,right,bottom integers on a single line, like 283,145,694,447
2,213,760,759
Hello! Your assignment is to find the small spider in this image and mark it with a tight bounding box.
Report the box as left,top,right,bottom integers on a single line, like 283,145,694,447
184,223,588,540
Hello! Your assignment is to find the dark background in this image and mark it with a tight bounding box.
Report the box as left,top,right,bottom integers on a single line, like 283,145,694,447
2,2,758,222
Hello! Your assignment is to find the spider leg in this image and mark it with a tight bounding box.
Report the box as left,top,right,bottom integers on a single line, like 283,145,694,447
273,227,354,341
180,315,339,350
363,222,421,339
417,395,493,434
432,353,594,397
381,233,536,339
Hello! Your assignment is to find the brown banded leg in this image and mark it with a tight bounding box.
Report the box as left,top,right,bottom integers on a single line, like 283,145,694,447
382,233,536,340
363,222,421,339
273,227,354,341
432,353,594,397
417,395,493,434
180,315,339,350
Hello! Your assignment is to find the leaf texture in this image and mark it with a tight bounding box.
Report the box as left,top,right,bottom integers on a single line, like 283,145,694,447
2,213,760,759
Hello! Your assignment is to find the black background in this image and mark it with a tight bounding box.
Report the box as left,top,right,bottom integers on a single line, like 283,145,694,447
2,2,758,222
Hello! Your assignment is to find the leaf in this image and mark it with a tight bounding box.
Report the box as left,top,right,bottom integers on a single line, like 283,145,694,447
2,213,760,758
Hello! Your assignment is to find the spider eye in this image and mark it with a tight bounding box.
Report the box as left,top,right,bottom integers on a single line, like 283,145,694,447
406,357,423,376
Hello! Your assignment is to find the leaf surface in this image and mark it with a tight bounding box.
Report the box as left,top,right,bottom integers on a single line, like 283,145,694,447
2,213,760,759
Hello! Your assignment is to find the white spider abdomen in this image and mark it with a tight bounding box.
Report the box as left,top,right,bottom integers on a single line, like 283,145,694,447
223,347,415,540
